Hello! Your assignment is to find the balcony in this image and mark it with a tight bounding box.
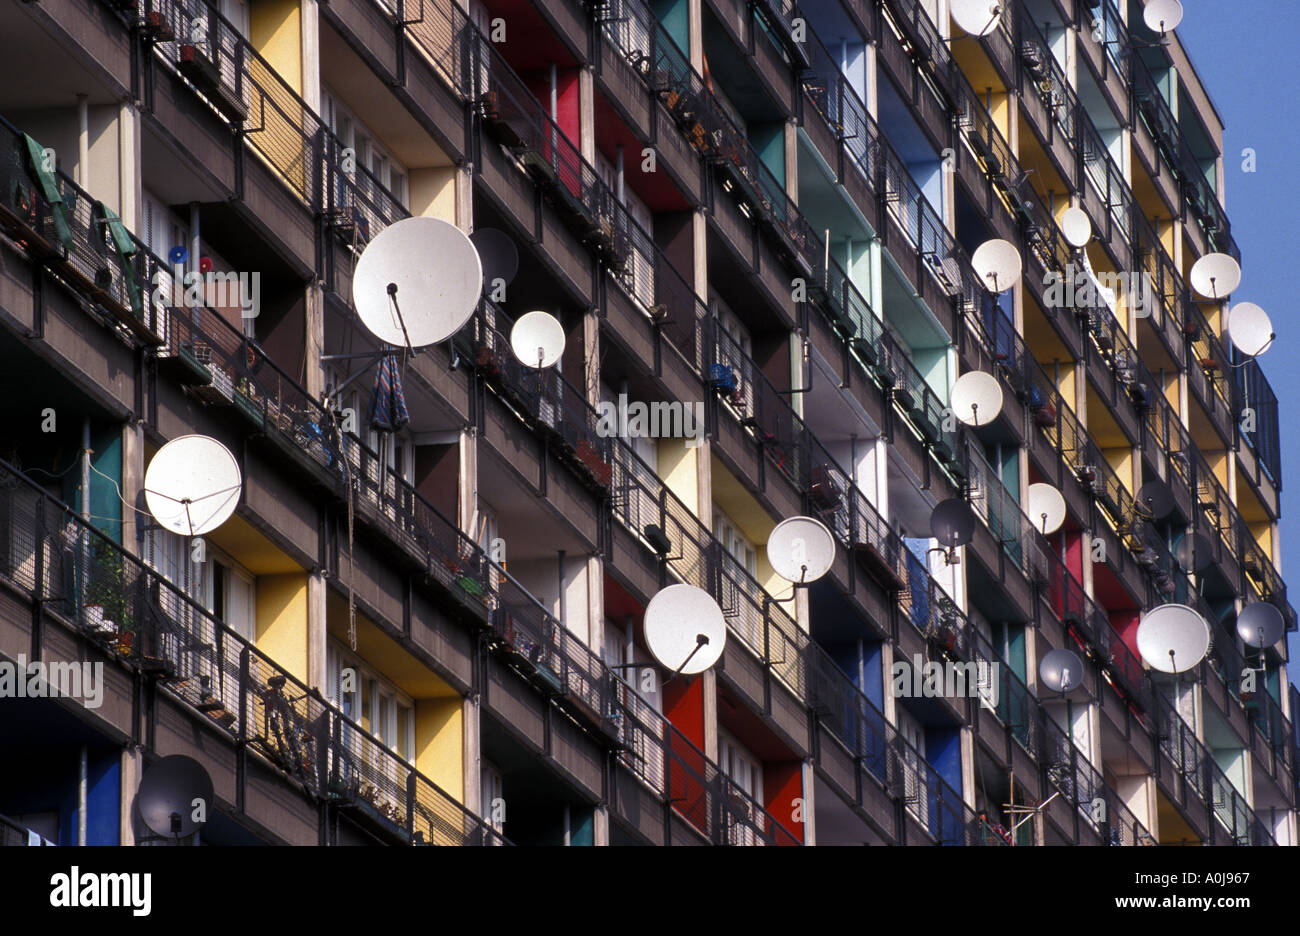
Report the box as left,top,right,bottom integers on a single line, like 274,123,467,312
0,457,504,845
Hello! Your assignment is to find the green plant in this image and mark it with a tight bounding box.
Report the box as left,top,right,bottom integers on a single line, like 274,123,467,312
83,538,136,641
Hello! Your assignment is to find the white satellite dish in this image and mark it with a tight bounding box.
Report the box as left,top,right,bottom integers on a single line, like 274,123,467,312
1026,482,1067,535
643,584,727,676
509,310,566,368
1060,206,1092,248
1236,602,1284,649
144,435,242,537
1227,302,1274,357
1188,252,1241,300
1136,603,1211,674
1039,647,1084,694
767,515,836,584
951,0,1002,37
352,217,482,348
951,371,1004,426
971,238,1022,292
1143,0,1183,34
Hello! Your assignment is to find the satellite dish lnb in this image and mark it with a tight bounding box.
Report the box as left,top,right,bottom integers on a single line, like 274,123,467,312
644,584,727,676
1189,252,1241,301
1142,0,1183,35
137,754,214,840
1227,302,1275,358
352,217,482,348
1060,205,1092,249
469,227,519,291
1026,482,1067,535
1039,647,1085,694
1236,602,1284,649
767,515,836,584
971,238,1022,293
951,371,1004,426
509,310,566,369
144,435,242,536
1136,603,1211,674
951,0,1001,37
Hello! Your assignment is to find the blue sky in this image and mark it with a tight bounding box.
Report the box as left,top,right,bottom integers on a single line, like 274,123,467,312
1175,3,1300,686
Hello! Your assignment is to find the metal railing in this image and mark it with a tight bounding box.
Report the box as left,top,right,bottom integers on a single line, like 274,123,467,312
0,457,507,845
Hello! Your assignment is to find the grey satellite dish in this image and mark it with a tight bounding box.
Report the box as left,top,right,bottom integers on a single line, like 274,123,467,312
509,310,566,368
1039,647,1085,694
951,0,1002,37
1227,302,1274,357
1142,0,1183,34
971,238,1022,292
768,515,836,584
1175,533,1214,573
352,217,482,348
1136,603,1211,673
1136,479,1175,520
1188,252,1241,300
1236,602,1284,649
469,227,519,290
144,435,242,537
951,371,1003,426
1026,482,1067,535
137,755,214,839
931,498,976,549
644,583,727,676
1060,205,1092,248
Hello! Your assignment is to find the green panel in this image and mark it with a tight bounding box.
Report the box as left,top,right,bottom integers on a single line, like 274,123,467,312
652,0,689,54
750,123,785,186
1000,448,1019,504
570,807,594,846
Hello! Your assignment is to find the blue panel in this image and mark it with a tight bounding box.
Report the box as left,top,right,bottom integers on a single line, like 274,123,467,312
924,725,962,792
571,807,594,846
86,753,120,846
862,641,883,710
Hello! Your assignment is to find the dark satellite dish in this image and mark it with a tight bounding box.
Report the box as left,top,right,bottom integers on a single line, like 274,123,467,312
1136,479,1175,520
1236,602,1284,649
470,227,519,290
137,755,214,839
1175,533,1214,573
1039,647,1085,694
931,498,976,562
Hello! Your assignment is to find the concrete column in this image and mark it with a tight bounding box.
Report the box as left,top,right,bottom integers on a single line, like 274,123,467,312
306,570,327,691
120,422,144,553
784,120,798,201
799,760,816,844
304,283,324,399
578,67,596,165
462,695,481,820
459,428,478,536
688,0,703,71
584,310,601,409
300,0,321,113
120,745,141,846
118,102,140,231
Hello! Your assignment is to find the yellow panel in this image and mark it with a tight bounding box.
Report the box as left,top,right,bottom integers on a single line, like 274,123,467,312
410,166,458,220
709,456,794,620
256,572,308,682
1102,447,1134,493
206,513,303,575
1054,361,1076,411
658,439,698,516
325,592,458,698
251,0,302,93
416,697,464,806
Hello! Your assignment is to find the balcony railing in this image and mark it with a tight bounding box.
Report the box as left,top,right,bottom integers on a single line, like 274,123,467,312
0,457,507,845
1232,356,1282,488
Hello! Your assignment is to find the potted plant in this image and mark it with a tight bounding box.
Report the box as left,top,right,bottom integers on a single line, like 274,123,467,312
84,540,137,655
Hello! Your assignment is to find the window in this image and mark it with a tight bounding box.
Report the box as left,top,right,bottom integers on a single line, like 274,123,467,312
712,294,755,420
602,617,665,794
322,90,410,212
713,509,759,650
595,151,654,309
327,642,415,763
895,706,931,828
719,731,764,845
481,760,505,840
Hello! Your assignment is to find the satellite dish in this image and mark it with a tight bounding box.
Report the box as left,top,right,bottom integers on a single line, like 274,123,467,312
643,584,727,676
1236,602,1284,649
1175,533,1214,572
1142,0,1183,34
971,238,1022,292
951,371,1004,426
1136,603,1211,673
1026,482,1067,535
144,435,242,536
931,498,976,549
352,217,482,348
1039,647,1085,693
951,0,1001,36
1227,302,1274,357
1136,479,1175,520
469,227,519,290
509,310,566,368
137,755,214,839
1188,252,1241,300
1060,206,1092,248
767,515,836,584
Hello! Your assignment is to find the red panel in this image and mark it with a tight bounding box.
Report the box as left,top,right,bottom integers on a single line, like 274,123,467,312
664,676,708,835
1112,609,1142,664
763,762,804,845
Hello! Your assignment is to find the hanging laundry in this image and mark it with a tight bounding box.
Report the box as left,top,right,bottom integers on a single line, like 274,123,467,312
369,353,410,431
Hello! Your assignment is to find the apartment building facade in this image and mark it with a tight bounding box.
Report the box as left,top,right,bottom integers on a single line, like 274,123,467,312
0,0,1294,846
